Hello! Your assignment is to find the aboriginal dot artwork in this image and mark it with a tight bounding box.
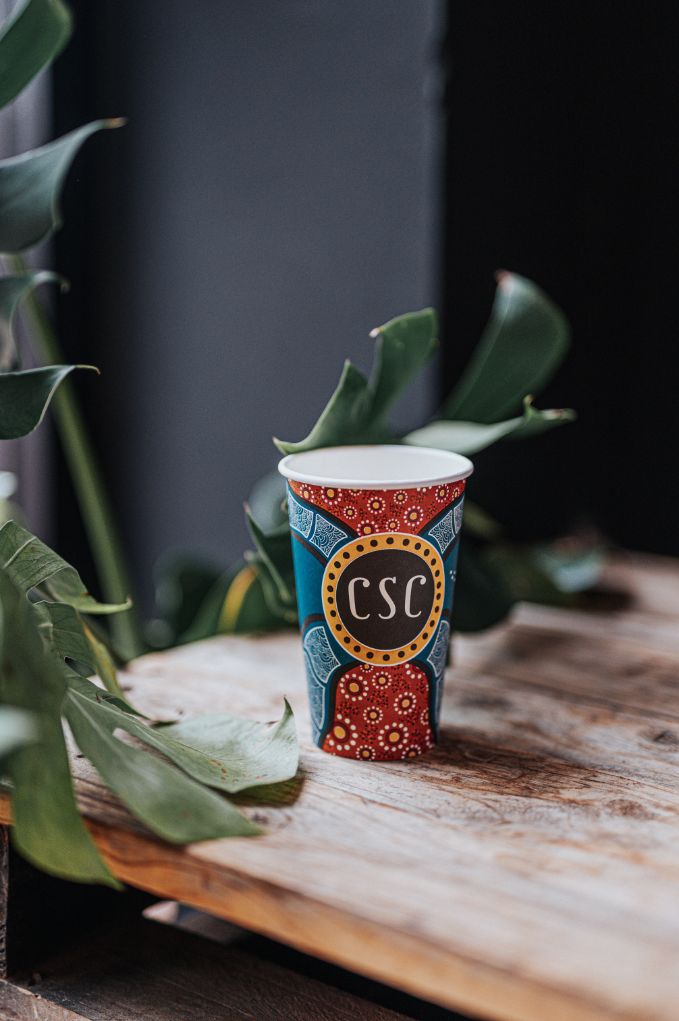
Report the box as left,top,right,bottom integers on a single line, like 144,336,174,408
289,478,467,761
323,662,434,760
290,480,464,537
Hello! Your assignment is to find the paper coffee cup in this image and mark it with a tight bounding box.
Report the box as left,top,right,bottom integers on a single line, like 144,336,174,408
279,445,473,761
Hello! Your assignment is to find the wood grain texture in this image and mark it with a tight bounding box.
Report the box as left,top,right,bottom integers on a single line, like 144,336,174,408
2,553,679,1021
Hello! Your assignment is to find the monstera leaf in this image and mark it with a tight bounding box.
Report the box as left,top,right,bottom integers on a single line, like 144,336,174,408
274,308,437,454
0,120,122,253
1,519,131,702
0,570,119,887
0,364,95,439
0,270,61,368
69,673,297,795
34,600,129,703
0,520,130,613
441,272,571,422
181,561,284,642
406,397,576,455
0,526,301,885
245,508,296,619
0,270,87,450
0,0,72,110
64,676,261,843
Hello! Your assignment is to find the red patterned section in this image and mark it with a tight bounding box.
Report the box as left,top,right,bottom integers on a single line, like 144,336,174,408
289,479,466,536
322,662,434,761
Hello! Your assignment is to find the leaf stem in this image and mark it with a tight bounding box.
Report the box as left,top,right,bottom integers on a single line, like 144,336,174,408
9,254,144,658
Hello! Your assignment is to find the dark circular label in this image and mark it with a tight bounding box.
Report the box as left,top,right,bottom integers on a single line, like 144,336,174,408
335,549,435,649
322,533,444,665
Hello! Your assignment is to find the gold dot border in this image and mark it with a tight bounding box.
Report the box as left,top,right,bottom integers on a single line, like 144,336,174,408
322,532,445,666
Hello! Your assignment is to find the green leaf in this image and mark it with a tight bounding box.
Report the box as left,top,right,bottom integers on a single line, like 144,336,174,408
463,501,502,541
274,360,373,455
453,543,515,633
0,572,118,886
0,0,72,110
64,681,261,842
71,674,298,795
274,307,438,454
216,563,289,635
80,619,126,699
247,470,288,532
245,509,295,610
368,307,438,420
483,544,568,606
0,364,95,439
0,120,123,253
175,559,288,641
34,599,89,661
153,700,298,793
246,556,296,625
442,272,571,422
153,552,222,646
405,397,576,455
0,706,37,758
0,520,131,613
0,270,61,369
34,599,129,703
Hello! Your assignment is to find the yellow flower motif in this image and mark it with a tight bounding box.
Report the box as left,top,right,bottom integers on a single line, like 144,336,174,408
363,705,383,725
394,691,417,715
378,722,409,750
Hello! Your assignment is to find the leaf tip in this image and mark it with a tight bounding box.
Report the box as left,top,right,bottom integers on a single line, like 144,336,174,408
282,696,295,718
104,117,127,130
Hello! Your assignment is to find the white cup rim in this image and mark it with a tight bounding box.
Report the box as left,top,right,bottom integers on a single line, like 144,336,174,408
278,444,473,491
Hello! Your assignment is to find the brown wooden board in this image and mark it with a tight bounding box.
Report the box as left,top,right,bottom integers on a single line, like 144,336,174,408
2,554,679,1021
1,916,414,1020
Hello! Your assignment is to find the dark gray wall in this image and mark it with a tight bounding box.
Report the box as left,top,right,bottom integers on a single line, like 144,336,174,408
61,1,443,608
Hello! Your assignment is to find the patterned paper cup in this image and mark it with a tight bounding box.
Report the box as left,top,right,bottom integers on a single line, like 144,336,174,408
278,445,473,761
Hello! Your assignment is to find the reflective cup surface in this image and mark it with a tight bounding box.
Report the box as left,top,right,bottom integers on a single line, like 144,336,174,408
284,472,468,761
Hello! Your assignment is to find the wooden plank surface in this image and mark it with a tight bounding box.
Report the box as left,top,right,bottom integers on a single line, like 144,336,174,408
1,917,414,1021
2,553,679,1021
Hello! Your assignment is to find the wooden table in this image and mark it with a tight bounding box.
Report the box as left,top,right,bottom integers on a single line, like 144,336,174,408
3,552,679,1021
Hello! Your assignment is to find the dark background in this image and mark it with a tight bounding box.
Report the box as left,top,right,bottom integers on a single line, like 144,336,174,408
51,0,678,610
441,1,678,551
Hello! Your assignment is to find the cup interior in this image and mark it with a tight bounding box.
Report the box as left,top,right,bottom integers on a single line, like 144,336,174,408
278,444,473,491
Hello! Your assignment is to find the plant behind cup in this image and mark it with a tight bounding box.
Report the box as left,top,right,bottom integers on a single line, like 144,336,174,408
174,275,593,644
